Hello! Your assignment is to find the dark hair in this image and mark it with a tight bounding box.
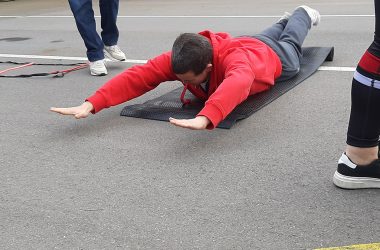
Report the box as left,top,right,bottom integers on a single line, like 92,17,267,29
171,33,213,75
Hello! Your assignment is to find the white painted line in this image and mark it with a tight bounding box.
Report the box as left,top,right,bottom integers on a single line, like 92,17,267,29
0,15,375,18
0,53,355,72
318,66,355,72
0,53,88,61
0,53,147,64
323,14,374,17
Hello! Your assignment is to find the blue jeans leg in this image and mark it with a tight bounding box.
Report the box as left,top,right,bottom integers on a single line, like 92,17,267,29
100,0,119,46
68,0,104,62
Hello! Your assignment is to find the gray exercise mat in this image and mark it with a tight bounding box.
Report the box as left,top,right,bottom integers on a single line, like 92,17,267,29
120,47,334,129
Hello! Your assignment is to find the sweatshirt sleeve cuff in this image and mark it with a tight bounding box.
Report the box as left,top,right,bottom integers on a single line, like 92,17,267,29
197,103,224,130
86,93,108,114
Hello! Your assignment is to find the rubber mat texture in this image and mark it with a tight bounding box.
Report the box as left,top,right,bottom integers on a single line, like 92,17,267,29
121,47,334,129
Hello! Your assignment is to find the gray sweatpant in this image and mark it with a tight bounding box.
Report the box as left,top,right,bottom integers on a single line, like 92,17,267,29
251,8,312,81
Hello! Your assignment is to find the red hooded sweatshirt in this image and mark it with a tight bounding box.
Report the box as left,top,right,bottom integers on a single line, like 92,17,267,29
86,30,282,129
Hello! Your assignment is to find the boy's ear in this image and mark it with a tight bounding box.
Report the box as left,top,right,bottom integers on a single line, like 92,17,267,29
206,63,213,72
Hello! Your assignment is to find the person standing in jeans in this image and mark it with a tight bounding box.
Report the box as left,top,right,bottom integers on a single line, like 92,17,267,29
334,0,380,189
68,0,126,76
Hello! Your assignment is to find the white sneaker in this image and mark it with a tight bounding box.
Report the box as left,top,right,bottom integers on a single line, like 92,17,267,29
277,12,291,23
104,45,126,61
89,59,107,76
297,5,321,26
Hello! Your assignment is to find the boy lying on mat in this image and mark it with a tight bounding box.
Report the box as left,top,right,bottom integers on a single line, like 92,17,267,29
51,5,320,130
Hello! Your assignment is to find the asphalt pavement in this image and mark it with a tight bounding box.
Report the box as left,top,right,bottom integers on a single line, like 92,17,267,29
0,0,379,249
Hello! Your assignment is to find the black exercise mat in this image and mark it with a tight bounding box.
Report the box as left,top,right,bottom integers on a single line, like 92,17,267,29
121,47,334,129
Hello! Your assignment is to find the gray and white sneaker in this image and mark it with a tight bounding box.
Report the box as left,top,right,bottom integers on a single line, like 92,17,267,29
297,5,321,26
277,12,291,23
104,45,126,61
89,59,107,76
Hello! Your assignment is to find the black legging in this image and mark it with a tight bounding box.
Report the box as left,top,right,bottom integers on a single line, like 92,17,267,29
346,0,380,147
368,0,380,57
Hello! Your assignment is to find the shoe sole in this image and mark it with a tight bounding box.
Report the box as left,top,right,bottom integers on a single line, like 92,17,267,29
90,60,107,76
333,171,380,189
90,71,107,76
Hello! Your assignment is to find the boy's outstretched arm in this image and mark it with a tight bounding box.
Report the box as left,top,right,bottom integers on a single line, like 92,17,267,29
50,52,176,120
50,101,94,119
169,116,210,130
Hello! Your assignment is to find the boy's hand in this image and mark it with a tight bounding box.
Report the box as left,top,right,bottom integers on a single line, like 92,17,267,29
169,116,210,130
50,101,94,119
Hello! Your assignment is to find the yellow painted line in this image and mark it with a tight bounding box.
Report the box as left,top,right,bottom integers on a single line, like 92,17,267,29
315,243,380,250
